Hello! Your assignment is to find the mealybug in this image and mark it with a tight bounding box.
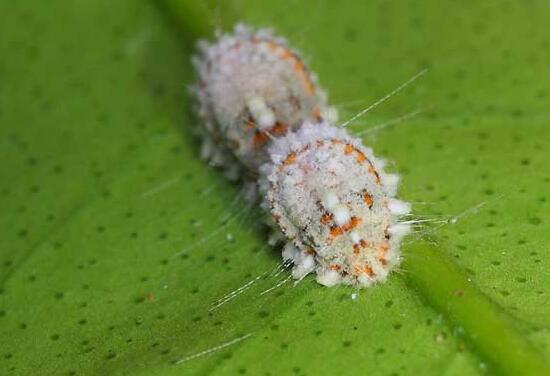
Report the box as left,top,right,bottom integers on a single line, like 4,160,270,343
193,24,336,176
193,24,410,287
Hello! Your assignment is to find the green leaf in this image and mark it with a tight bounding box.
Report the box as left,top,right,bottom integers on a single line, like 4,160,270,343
1,1,549,375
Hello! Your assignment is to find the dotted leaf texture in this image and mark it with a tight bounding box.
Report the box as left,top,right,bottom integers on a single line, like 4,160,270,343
1,0,549,375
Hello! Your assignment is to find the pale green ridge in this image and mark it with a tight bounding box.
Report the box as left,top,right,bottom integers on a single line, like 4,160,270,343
405,241,550,375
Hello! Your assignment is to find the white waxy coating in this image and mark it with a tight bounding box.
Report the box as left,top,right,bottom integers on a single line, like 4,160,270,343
332,204,351,227
350,231,361,244
247,96,276,129
388,198,411,216
193,24,330,171
262,122,409,287
322,192,339,211
316,269,341,287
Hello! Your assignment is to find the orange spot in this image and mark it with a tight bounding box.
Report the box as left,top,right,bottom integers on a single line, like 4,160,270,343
270,122,288,136
363,192,374,208
365,164,381,184
282,151,297,166
277,144,312,171
342,216,362,232
252,131,269,147
336,141,382,184
321,213,333,224
282,49,293,60
328,217,362,241
353,239,368,254
356,151,366,163
264,41,315,96
330,226,344,237
329,264,341,271
364,265,375,277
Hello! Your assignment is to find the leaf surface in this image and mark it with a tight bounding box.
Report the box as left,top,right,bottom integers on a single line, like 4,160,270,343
1,1,549,375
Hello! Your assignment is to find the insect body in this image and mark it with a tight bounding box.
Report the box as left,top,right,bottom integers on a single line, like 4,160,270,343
193,24,410,287
193,24,335,175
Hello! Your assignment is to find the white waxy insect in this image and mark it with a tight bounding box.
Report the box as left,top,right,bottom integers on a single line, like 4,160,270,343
260,122,410,286
193,23,333,173
193,24,410,288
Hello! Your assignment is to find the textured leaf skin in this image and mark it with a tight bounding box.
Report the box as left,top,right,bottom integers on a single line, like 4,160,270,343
1,1,549,375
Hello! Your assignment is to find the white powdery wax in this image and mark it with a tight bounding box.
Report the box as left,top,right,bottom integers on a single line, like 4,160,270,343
261,122,410,287
193,23,332,173
193,24,410,288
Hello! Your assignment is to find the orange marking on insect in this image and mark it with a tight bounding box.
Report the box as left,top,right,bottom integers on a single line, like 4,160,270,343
364,265,375,277
321,213,333,224
269,122,288,136
342,216,362,232
330,226,344,237
252,131,269,147
356,150,366,163
363,192,374,208
277,144,312,171
337,141,382,184
329,264,341,271
353,239,369,254
282,151,297,166
367,164,381,184
329,217,361,241
263,41,315,96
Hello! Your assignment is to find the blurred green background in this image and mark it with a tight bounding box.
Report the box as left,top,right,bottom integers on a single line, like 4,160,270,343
0,0,549,375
